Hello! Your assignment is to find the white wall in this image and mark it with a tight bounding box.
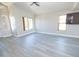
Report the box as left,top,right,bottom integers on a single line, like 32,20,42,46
0,6,12,37
11,4,35,36
35,10,79,38
0,3,35,37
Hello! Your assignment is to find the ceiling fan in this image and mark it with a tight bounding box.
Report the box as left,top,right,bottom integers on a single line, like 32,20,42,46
30,2,40,6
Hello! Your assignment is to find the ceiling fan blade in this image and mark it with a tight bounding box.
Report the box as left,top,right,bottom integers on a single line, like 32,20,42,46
30,2,40,6
35,3,40,6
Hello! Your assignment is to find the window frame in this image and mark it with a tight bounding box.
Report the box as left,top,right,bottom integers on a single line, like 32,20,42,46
22,17,33,31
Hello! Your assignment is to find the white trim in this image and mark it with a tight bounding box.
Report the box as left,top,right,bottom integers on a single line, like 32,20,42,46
37,31,79,38
0,34,12,37
15,31,36,37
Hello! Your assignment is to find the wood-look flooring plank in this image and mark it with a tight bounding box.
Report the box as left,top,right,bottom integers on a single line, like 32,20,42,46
0,33,79,57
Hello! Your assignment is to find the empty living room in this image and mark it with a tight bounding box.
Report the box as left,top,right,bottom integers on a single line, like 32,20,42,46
0,0,79,58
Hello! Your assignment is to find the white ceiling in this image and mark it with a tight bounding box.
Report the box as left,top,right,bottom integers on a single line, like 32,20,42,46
13,2,79,15
0,3,6,8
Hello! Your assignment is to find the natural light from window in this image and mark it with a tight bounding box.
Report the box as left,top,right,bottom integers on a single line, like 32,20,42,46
24,17,29,31
28,18,33,30
59,15,66,31
10,16,16,31
23,17,33,31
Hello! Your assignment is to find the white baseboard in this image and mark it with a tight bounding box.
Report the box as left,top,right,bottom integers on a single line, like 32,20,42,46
37,31,79,38
15,31,36,37
0,34,12,37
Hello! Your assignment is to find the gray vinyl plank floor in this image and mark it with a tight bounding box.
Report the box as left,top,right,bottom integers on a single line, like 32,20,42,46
0,33,79,57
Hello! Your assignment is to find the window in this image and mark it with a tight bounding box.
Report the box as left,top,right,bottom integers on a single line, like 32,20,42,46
23,17,33,31
24,17,29,31
59,15,66,31
28,18,33,30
